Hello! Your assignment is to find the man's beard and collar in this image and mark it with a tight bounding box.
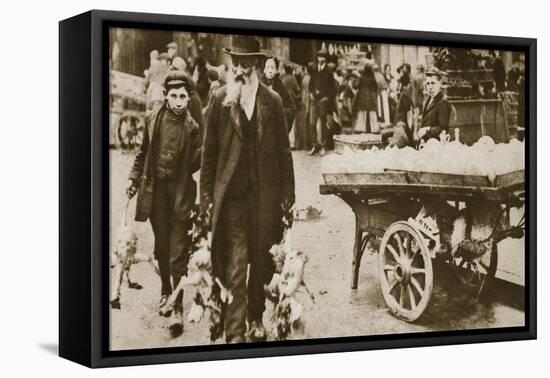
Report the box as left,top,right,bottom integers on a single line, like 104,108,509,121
223,67,260,118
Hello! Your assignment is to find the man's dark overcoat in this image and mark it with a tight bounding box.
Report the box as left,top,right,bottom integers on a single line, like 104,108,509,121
200,82,295,279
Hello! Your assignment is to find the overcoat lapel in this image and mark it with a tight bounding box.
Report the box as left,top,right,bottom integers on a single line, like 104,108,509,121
423,92,443,115
227,83,272,142
229,103,243,139
256,84,271,142
422,96,430,115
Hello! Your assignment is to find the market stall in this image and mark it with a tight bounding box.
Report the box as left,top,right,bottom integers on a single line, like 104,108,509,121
320,135,525,322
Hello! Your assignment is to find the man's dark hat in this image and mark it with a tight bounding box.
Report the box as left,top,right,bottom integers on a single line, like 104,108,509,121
223,35,266,57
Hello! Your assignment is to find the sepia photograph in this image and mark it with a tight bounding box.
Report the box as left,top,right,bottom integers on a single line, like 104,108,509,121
107,26,526,351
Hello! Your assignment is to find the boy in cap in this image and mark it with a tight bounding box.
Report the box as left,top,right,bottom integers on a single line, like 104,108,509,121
127,71,202,337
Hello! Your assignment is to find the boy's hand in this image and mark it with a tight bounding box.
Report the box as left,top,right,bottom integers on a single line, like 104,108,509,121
126,179,138,199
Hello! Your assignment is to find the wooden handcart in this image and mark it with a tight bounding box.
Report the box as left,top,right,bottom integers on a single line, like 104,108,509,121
110,70,147,149
320,170,525,322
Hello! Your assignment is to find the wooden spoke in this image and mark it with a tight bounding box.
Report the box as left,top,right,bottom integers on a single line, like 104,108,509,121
386,244,400,263
410,276,424,297
384,264,395,272
404,233,412,258
394,233,405,258
450,241,498,298
411,267,425,275
399,284,405,307
407,285,417,309
388,280,399,296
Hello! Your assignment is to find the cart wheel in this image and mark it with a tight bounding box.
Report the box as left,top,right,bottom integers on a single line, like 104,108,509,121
378,221,433,322
450,241,498,299
116,114,144,150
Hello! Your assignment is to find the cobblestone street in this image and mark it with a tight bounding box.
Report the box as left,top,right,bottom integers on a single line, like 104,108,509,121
109,149,525,351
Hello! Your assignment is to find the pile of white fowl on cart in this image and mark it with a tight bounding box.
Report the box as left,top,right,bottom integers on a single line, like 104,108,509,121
321,134,524,183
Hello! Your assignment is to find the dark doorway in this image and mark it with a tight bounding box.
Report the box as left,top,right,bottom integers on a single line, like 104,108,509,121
134,29,173,76
289,38,316,66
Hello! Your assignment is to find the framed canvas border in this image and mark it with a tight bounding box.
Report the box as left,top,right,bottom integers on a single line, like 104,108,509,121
59,9,537,368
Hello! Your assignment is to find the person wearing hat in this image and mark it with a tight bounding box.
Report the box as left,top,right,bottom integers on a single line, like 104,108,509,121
168,59,206,136
308,48,336,156
202,69,221,112
262,56,296,133
144,53,170,110
126,71,202,338
200,35,295,344
353,63,378,134
417,66,451,142
387,72,415,148
412,64,426,112
166,41,179,64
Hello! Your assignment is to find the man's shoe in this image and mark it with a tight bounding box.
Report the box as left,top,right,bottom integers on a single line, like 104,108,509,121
248,320,267,342
308,146,318,156
158,294,171,316
319,148,326,156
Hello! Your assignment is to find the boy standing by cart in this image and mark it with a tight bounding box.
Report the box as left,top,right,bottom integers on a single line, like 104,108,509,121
126,71,202,337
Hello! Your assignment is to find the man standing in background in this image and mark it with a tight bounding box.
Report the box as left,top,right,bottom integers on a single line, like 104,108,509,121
308,49,335,156
166,41,180,65
412,64,426,114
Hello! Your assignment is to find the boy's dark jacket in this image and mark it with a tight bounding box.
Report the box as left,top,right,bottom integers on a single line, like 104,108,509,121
129,103,202,222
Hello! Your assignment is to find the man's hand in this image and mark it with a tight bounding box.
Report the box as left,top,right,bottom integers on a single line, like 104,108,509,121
126,179,138,199
418,127,429,139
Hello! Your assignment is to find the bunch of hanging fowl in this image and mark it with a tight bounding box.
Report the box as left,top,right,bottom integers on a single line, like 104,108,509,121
112,203,314,342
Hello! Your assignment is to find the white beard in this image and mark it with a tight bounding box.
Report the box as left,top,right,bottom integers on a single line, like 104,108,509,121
223,70,256,107
223,71,242,106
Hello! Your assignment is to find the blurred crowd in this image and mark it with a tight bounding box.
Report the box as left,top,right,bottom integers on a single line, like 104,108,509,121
142,39,526,155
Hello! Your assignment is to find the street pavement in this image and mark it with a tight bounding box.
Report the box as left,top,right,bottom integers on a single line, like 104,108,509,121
109,149,525,351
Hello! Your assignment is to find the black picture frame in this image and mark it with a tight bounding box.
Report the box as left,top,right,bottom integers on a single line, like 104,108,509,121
59,9,537,368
